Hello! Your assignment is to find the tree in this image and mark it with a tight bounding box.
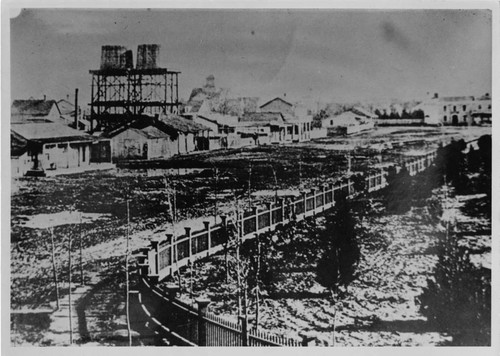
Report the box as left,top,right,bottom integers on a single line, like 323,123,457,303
315,202,360,345
419,226,491,345
385,165,413,214
312,109,328,128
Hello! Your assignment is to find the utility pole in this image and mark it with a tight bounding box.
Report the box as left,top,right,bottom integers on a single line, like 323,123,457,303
298,158,302,188
214,167,219,224
247,163,252,210
126,200,132,346
68,229,73,345
74,88,79,130
255,233,261,330
79,213,84,285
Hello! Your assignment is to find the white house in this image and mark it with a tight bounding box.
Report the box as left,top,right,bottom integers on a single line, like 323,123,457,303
325,111,375,136
414,93,492,126
259,97,313,142
11,122,94,175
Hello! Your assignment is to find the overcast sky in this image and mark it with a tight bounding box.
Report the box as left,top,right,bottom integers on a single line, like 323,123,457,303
10,8,492,107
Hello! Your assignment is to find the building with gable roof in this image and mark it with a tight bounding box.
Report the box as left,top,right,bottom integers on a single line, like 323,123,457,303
11,98,61,123
238,112,287,145
324,110,375,136
413,93,492,126
259,97,313,142
11,122,95,175
104,114,210,160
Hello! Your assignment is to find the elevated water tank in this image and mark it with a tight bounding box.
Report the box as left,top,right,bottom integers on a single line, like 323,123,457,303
119,50,134,69
136,44,160,70
100,45,129,70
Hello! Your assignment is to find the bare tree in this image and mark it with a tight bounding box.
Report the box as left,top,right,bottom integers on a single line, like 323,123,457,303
48,227,60,310
125,200,132,346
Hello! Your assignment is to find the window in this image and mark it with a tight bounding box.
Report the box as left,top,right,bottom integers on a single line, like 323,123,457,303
330,120,333,125
453,106,457,112
443,106,447,111
462,105,467,111
443,116,447,122
488,105,491,109
463,115,467,122
478,105,482,110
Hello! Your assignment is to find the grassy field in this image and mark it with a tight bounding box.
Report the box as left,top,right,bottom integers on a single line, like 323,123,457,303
9,125,490,345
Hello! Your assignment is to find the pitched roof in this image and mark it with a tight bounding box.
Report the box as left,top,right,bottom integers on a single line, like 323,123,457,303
56,99,75,115
259,97,293,109
197,113,239,127
11,99,60,117
439,96,475,102
123,126,171,139
104,114,209,139
11,130,28,157
158,114,209,133
351,107,377,119
11,123,93,144
141,126,171,139
329,111,367,126
240,112,285,124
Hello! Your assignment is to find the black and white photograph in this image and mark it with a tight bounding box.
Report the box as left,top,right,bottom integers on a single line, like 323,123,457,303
3,2,496,351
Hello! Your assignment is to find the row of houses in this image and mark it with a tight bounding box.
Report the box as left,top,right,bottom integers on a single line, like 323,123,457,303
370,93,492,126
10,92,378,177
413,93,492,126
18,76,490,177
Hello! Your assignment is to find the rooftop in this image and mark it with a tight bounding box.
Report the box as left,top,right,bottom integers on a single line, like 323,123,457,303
259,97,293,109
12,99,59,117
239,112,285,126
11,123,93,144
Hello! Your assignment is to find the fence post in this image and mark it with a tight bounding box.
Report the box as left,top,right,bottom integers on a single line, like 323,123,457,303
301,191,306,216
170,234,177,270
186,227,192,259
195,298,211,346
203,221,211,255
278,198,285,222
321,185,327,211
311,188,316,214
239,316,249,346
149,240,160,283
252,206,258,233
265,202,272,228
165,284,180,299
300,334,316,346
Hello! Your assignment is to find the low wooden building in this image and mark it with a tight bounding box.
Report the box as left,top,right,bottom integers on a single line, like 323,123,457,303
105,115,210,160
11,131,32,177
324,111,375,136
259,97,313,142
238,112,287,145
11,122,94,175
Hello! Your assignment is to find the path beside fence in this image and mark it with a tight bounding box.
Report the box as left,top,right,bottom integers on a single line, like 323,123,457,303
135,149,440,346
